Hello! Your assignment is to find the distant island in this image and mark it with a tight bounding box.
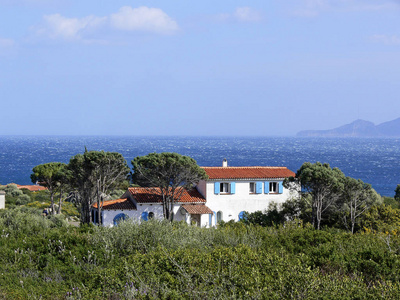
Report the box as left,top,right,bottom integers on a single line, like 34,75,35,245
297,118,400,138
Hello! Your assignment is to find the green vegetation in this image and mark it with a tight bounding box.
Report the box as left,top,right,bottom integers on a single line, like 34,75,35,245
1,159,400,298
132,152,208,220
0,184,79,219
68,150,130,224
1,209,400,299
394,184,400,202
31,162,68,215
284,162,382,232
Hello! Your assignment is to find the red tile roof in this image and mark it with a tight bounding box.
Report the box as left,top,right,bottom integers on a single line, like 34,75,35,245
201,167,295,180
128,187,206,204
181,204,213,215
93,198,136,210
16,184,48,192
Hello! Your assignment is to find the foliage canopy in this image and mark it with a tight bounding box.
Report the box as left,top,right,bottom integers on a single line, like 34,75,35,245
132,152,208,220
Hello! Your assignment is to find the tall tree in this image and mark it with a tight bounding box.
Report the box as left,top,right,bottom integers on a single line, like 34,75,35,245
132,152,208,221
395,184,400,202
68,150,130,224
290,162,345,230
31,162,67,215
339,177,380,233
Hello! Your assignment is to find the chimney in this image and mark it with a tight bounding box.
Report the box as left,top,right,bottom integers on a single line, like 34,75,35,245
222,158,228,167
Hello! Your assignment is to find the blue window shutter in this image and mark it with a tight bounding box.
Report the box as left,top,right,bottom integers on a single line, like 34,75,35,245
238,211,246,220
256,182,262,194
230,182,236,194
113,213,127,226
278,182,283,194
264,182,269,194
141,212,148,221
209,213,212,226
214,182,220,194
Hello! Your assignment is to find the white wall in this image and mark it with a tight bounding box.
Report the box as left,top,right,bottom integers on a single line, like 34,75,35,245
101,204,190,227
204,180,298,223
196,180,207,198
0,192,5,210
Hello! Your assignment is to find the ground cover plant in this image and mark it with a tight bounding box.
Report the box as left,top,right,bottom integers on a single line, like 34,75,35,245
0,208,400,299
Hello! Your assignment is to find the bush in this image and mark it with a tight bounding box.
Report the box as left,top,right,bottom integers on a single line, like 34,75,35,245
4,184,23,197
0,210,400,299
15,194,31,205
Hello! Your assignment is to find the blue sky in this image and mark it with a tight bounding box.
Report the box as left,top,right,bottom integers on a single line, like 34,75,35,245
1,0,399,136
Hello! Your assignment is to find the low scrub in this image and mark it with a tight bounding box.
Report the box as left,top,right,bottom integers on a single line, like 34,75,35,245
1,210,400,299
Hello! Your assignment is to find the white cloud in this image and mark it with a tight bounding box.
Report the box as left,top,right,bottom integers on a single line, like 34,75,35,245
110,6,179,34
371,34,400,45
33,6,179,42
36,14,106,40
217,7,262,23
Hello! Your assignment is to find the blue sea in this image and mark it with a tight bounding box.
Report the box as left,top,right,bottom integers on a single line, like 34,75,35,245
0,136,399,197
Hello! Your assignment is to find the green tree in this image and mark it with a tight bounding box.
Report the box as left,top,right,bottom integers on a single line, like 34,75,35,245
132,152,208,221
361,204,400,233
288,162,345,230
395,184,400,202
339,177,381,233
31,162,67,215
68,150,130,224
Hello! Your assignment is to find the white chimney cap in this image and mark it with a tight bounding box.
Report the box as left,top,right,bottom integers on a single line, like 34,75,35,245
222,158,228,167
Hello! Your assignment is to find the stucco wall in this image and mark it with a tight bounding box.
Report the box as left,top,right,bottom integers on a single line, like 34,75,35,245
196,180,207,198
205,180,298,222
101,204,191,227
0,192,5,210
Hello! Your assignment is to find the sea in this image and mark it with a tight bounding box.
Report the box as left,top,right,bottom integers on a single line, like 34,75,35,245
0,136,399,197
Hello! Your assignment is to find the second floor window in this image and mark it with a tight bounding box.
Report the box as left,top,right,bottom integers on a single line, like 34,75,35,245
249,182,256,193
220,182,230,193
270,182,278,193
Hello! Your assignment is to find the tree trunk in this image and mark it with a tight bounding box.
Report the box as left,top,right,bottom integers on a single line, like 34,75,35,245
50,192,56,215
57,194,62,215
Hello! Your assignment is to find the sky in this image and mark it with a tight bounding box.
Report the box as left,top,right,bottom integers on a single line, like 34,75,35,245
0,0,400,136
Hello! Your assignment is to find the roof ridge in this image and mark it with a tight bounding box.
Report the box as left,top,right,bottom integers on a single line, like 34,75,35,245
201,166,288,169
103,197,128,203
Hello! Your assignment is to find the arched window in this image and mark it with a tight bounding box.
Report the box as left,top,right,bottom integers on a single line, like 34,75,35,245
141,212,149,221
113,213,128,226
148,212,154,219
238,211,247,221
217,211,223,223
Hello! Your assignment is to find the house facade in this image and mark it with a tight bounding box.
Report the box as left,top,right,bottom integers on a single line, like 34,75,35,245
92,160,297,227
197,160,297,226
92,187,213,227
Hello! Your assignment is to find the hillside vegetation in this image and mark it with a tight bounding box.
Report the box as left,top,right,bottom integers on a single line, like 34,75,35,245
1,208,400,299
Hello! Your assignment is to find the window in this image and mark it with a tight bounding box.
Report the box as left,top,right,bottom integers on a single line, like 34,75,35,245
148,212,154,219
220,182,230,193
217,211,223,223
141,212,149,221
250,182,262,194
113,213,128,226
249,182,256,193
270,182,278,193
238,211,246,221
214,182,235,194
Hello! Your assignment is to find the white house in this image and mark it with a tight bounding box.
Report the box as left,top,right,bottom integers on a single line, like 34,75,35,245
0,191,5,209
92,159,297,227
197,159,297,226
92,187,213,227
